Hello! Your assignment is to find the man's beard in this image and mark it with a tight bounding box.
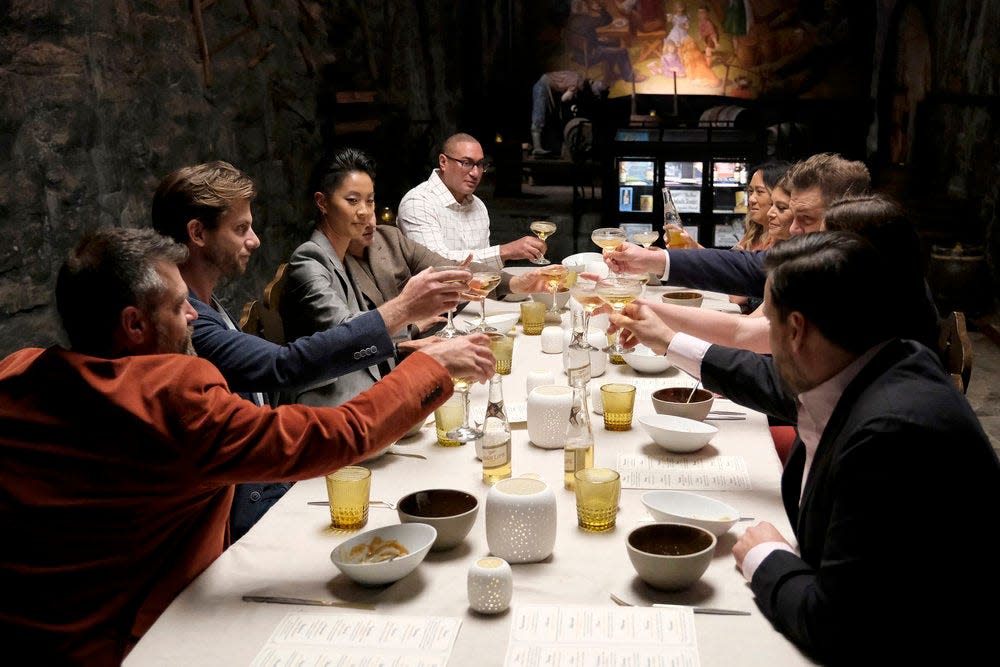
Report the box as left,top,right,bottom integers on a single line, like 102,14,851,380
181,328,196,356
155,320,196,356
206,244,244,280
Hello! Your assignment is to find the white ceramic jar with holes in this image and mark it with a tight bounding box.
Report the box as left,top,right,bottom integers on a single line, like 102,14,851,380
526,385,574,449
485,476,557,563
467,556,513,614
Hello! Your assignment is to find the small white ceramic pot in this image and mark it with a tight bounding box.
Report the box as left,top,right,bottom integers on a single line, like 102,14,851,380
485,476,557,563
526,385,574,449
467,556,513,614
525,369,556,396
591,383,604,414
540,326,564,354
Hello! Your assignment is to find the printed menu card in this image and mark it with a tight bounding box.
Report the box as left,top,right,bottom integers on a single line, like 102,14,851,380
504,604,700,666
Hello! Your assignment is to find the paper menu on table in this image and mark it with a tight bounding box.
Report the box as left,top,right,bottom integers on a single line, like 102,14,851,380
617,453,751,491
249,613,460,667
504,604,700,666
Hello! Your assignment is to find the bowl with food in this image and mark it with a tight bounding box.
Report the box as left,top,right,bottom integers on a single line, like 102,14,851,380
330,522,436,586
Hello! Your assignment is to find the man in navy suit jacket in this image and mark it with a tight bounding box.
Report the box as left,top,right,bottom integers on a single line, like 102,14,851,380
611,232,999,663
606,152,870,297
152,161,467,540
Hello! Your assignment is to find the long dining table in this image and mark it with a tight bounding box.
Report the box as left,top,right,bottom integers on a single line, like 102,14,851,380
125,281,816,666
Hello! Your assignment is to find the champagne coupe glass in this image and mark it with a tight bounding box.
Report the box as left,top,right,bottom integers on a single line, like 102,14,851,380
539,264,569,317
595,277,642,356
618,272,650,297
570,280,603,351
591,227,627,279
633,229,659,249
464,270,502,332
446,375,483,443
433,265,472,339
529,220,557,265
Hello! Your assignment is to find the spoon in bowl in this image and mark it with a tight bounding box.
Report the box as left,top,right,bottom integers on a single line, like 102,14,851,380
685,382,701,403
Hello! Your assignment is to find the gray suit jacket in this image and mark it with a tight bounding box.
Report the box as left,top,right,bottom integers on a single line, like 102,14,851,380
344,225,512,342
279,230,382,407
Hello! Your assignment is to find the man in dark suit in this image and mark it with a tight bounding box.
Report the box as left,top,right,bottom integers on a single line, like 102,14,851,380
606,152,870,297
151,161,467,539
610,232,999,663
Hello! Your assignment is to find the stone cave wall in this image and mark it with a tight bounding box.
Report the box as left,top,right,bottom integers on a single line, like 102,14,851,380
0,0,516,357
0,0,339,356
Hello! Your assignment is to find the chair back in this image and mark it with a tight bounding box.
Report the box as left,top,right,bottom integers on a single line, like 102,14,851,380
239,263,288,345
937,311,973,393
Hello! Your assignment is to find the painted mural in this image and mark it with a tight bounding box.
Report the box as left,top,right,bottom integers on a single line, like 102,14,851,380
557,0,868,99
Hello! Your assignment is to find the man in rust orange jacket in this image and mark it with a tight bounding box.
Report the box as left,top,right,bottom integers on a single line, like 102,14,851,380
0,227,494,664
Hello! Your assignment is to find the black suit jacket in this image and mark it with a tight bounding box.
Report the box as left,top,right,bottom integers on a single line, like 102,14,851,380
665,247,766,297
701,340,1000,664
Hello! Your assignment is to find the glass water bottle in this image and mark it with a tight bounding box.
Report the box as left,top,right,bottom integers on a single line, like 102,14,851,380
563,377,595,490
481,375,512,484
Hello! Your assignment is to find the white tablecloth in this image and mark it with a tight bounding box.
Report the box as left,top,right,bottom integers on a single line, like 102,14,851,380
125,287,815,666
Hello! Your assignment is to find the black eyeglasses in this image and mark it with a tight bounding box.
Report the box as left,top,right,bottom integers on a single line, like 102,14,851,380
443,154,492,173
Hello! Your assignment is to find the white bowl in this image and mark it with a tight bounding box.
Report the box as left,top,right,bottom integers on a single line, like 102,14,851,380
482,312,520,334
531,288,571,310
396,489,479,551
626,522,716,591
330,523,436,586
623,344,672,374
561,251,603,275
638,414,718,453
641,490,740,537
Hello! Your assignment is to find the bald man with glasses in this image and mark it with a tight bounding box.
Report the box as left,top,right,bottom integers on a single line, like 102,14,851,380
398,132,546,268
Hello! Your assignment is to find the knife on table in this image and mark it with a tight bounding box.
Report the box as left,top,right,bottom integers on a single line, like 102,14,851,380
242,595,375,610
654,603,750,615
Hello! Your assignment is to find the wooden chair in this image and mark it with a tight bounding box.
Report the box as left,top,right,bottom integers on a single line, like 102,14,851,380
937,311,973,393
239,263,288,345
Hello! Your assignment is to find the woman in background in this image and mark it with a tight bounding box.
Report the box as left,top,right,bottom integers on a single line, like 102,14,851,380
730,160,791,312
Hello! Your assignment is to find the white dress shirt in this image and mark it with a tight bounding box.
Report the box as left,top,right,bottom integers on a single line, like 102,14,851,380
397,169,502,269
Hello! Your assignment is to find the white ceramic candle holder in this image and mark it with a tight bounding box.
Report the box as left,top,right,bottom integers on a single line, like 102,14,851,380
591,383,604,414
485,476,557,563
526,369,555,396
526,385,574,449
540,326,564,354
467,556,513,614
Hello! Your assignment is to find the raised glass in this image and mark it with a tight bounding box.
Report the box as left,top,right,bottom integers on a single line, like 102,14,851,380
529,221,557,265
539,264,569,317
464,271,502,332
432,265,472,339
591,227,627,278
595,277,642,356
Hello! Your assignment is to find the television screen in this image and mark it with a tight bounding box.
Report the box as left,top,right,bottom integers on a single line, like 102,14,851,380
618,160,655,186
712,161,748,187
662,161,703,185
